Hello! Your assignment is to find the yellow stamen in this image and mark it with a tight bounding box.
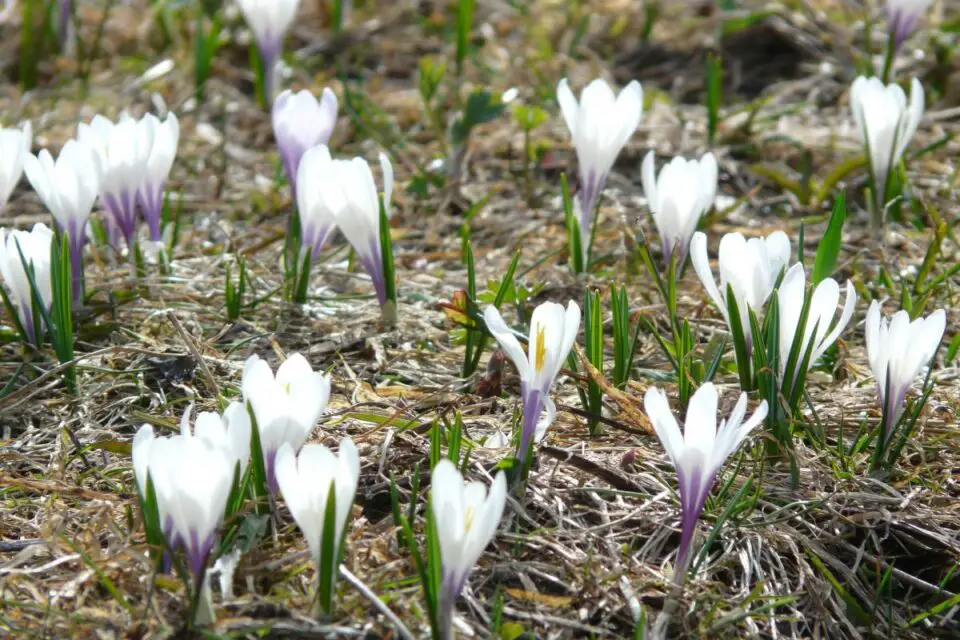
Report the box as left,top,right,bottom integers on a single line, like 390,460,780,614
464,505,475,533
534,324,546,373
282,382,291,395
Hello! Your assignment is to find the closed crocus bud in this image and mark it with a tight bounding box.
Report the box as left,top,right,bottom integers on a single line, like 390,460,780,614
866,300,945,440
24,138,101,303
273,88,338,200
133,425,236,585
556,78,643,249
295,144,339,260
483,300,580,461
642,151,718,267
644,384,767,575
0,223,54,344
0,121,32,212
133,404,251,565
77,113,154,251
886,0,933,49
849,76,924,220
690,230,791,350
137,113,180,242
236,0,301,101
431,460,507,640
241,353,331,493
275,437,359,612
777,263,856,384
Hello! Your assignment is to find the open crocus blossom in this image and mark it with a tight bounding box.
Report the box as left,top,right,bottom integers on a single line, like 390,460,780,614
307,146,394,309
0,121,31,212
431,460,507,639
556,77,643,248
273,88,338,199
137,113,180,242
865,300,944,440
24,139,101,303
295,145,340,260
236,0,301,102
642,151,718,267
849,76,924,222
690,229,791,347
241,353,331,493
275,437,360,615
483,300,580,462
0,224,54,344
132,408,245,585
777,263,857,386
644,384,767,575
78,113,154,251
886,0,933,50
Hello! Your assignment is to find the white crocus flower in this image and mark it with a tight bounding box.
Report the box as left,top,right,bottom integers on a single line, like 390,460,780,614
644,383,767,574
273,88,338,199
849,76,924,220
777,263,857,386
137,113,180,242
306,146,394,306
241,353,331,493
134,433,234,585
77,113,154,251
885,0,933,48
0,223,54,344
24,138,101,303
690,230,791,348
275,437,360,609
236,0,301,102
483,301,580,461
865,300,944,439
0,121,31,211
431,460,507,639
295,144,340,260
642,151,718,266
184,402,252,480
556,77,643,249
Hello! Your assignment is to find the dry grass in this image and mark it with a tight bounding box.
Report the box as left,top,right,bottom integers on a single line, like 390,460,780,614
2,0,960,638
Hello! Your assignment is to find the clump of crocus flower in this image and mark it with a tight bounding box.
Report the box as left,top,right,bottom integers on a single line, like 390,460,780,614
236,0,302,103
431,460,507,639
644,383,767,578
24,139,102,304
865,300,944,447
0,121,32,212
275,437,360,616
132,403,251,587
273,88,339,200
0,223,54,345
483,300,580,463
297,145,397,322
241,353,331,493
849,76,924,227
642,151,718,267
690,229,791,351
556,77,643,259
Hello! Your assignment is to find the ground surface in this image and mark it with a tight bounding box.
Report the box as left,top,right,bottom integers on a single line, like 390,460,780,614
1,1,960,638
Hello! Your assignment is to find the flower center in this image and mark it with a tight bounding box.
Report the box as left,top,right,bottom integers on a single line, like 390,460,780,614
534,324,546,373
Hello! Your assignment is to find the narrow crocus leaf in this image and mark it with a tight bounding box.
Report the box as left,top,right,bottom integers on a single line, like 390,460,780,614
811,194,846,286
726,283,752,391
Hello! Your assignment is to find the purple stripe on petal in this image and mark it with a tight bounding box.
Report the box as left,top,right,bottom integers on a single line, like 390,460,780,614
675,463,719,572
518,387,544,462
186,528,216,586
264,447,280,494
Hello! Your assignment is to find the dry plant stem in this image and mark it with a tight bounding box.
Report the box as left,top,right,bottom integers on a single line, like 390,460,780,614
166,310,220,398
339,564,416,640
